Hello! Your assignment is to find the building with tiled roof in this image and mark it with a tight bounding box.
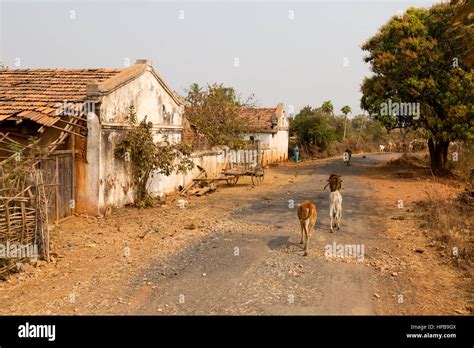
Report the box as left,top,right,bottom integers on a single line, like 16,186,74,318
0,59,184,218
239,106,281,133
240,103,289,163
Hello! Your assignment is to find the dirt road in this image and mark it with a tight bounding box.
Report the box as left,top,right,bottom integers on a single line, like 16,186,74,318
128,153,399,315
1,152,470,315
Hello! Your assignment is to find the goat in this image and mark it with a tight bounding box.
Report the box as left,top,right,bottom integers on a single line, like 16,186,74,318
297,200,317,256
324,173,342,192
388,141,395,152
343,148,352,166
329,190,342,233
379,144,385,152
323,174,343,233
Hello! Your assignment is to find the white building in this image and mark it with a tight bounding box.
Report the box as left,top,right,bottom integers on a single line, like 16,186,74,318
0,59,184,217
0,61,290,219
240,103,289,164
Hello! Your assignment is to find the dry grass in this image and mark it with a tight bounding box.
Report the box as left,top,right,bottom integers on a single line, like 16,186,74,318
380,153,472,269
383,154,428,169
449,141,474,184
419,192,473,268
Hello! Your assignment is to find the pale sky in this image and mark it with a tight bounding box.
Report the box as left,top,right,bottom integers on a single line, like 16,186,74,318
0,0,440,116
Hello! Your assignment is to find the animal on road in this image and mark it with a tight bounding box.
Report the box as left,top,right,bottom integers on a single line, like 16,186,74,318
329,190,342,233
343,148,352,166
324,174,343,233
324,173,342,192
388,141,395,152
297,200,318,256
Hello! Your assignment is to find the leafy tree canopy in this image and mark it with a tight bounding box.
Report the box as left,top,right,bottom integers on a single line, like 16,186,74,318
290,105,336,154
360,3,473,170
184,83,254,148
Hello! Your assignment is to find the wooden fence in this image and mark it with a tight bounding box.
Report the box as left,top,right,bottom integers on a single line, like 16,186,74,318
0,166,49,278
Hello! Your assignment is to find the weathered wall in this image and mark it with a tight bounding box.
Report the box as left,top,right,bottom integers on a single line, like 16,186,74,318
243,131,288,164
78,70,288,214
78,68,184,214
99,68,183,131
147,146,270,197
81,131,282,214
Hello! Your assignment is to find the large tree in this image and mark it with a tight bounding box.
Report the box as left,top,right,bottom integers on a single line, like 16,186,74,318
360,3,473,172
290,106,336,154
184,83,252,148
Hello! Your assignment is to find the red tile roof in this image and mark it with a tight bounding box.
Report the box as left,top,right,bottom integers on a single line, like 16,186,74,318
239,107,279,133
0,61,182,127
0,68,123,125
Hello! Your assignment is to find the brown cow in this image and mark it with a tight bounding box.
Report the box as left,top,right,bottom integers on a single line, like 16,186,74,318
297,200,318,256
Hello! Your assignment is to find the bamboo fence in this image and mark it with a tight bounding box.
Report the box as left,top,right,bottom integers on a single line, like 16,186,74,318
0,164,49,278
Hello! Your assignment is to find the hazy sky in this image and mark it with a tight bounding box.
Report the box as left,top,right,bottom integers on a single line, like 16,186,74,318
0,0,440,116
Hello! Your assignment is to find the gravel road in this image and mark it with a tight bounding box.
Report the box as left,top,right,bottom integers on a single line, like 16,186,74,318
129,153,400,315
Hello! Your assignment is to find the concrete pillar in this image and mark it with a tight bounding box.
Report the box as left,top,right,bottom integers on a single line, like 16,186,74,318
76,111,101,215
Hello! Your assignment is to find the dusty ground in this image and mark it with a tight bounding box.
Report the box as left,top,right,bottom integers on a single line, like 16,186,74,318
0,153,471,315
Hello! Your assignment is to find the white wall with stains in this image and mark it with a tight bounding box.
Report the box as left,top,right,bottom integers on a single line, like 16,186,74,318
80,69,288,215
82,67,184,214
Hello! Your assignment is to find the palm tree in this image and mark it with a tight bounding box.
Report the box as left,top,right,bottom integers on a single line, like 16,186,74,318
321,101,334,116
341,105,352,140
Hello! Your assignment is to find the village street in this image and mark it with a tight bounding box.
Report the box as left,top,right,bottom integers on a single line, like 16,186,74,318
129,153,387,315
0,153,470,315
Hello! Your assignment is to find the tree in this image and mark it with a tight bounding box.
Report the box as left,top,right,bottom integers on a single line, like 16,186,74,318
450,0,474,66
290,106,336,155
361,3,473,172
184,83,253,148
321,101,334,116
115,105,194,207
340,105,352,140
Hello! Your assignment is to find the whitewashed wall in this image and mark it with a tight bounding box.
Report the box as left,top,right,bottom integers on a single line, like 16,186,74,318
242,131,288,164
81,71,288,214
147,147,264,197
82,68,184,214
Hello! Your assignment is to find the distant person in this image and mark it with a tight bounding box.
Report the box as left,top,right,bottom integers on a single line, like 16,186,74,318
294,145,300,162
